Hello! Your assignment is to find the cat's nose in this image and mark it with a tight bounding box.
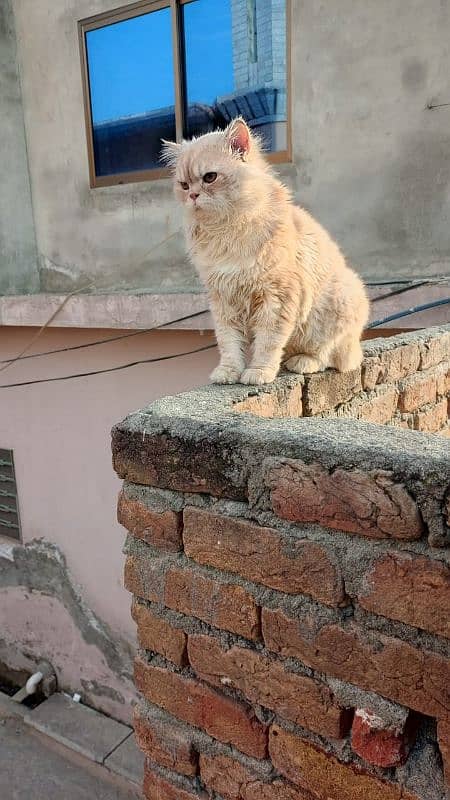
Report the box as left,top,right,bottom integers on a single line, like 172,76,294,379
189,192,199,201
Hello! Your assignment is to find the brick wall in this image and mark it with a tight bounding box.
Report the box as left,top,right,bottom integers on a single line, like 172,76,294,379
112,325,449,800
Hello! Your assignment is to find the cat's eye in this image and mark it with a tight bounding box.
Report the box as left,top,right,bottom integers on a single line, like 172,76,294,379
203,172,217,184
180,181,189,190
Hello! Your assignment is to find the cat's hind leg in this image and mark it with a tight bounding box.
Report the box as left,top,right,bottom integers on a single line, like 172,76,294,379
330,333,363,372
284,353,325,374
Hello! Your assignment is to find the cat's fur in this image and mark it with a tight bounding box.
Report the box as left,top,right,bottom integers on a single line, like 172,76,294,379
163,118,369,385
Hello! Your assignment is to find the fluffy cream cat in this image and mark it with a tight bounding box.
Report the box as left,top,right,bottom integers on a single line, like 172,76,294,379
163,118,369,385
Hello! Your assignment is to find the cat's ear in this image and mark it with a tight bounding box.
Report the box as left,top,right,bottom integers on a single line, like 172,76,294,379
160,139,182,166
225,118,251,158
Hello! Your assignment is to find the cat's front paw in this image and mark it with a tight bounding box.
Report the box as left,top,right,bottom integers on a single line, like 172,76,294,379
210,365,242,384
240,367,277,385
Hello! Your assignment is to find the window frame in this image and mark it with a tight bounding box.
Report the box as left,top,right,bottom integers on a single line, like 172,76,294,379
78,0,292,188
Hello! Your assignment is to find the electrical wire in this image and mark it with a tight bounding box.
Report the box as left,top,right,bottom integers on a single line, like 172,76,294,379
367,297,450,329
2,278,449,367
0,343,217,389
370,280,431,303
0,296,448,389
0,308,210,364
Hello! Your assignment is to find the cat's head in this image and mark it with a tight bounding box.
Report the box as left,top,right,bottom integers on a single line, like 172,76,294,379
161,118,268,217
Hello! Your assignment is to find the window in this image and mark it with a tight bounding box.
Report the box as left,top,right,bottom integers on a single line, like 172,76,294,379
0,449,21,541
79,0,290,187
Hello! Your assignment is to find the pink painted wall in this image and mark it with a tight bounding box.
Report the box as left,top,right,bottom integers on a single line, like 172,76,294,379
0,326,216,717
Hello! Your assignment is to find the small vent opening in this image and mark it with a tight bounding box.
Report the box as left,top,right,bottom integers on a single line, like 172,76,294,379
0,449,21,541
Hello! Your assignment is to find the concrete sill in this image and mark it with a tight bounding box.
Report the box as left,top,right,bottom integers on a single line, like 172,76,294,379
0,283,447,330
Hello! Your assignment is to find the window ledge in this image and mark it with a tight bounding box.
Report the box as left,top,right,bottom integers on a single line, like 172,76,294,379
0,292,213,330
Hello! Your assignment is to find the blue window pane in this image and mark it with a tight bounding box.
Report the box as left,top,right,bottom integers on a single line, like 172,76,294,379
86,7,175,176
183,0,287,152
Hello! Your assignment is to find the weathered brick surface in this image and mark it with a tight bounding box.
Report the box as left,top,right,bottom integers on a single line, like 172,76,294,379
233,384,303,418
267,461,424,540
134,705,198,776
188,634,350,739
183,507,345,606
420,332,450,370
359,553,450,638
165,567,261,640
356,387,399,424
414,398,448,432
118,490,182,551
398,370,438,413
269,726,419,800
262,608,450,719
362,344,421,390
143,766,206,800
124,553,165,603
117,328,450,799
302,368,362,415
437,719,450,786
324,387,399,425
351,708,416,768
112,426,246,499
132,600,187,666
134,655,267,758
200,753,313,800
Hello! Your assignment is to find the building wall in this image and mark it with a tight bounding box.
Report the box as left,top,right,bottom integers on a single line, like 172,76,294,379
0,0,38,294
8,0,450,295
0,326,216,721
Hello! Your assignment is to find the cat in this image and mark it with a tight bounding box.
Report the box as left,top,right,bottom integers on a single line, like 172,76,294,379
162,118,369,385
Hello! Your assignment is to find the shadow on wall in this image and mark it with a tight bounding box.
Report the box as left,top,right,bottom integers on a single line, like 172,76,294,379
0,539,136,724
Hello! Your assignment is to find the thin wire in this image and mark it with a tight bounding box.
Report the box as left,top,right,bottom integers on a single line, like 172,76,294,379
0,343,217,389
367,297,450,328
0,227,183,375
1,298,448,389
0,282,94,375
0,308,210,364
3,278,449,367
371,280,430,303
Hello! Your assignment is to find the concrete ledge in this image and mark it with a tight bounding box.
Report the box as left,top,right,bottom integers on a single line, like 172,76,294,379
0,283,448,329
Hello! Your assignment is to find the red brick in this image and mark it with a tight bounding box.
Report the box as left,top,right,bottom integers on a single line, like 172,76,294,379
438,719,450,786
199,753,312,800
165,567,261,640
118,491,182,551
188,634,350,739
262,608,450,720
359,553,450,638
183,508,345,607
414,398,448,432
246,783,314,800
398,371,438,413
302,368,362,415
362,344,421,390
233,385,303,418
420,333,450,370
131,600,187,666
133,705,198,776
269,726,419,800
143,765,206,800
267,461,424,540
134,655,267,758
356,388,399,424
351,708,417,768
123,553,165,603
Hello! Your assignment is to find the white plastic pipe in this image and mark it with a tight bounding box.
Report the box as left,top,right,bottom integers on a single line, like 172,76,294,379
25,671,43,696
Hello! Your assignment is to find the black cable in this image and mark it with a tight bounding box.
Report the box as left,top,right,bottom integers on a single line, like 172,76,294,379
367,297,450,328
1,299,448,389
2,280,449,365
0,343,217,389
0,308,210,364
370,280,431,303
